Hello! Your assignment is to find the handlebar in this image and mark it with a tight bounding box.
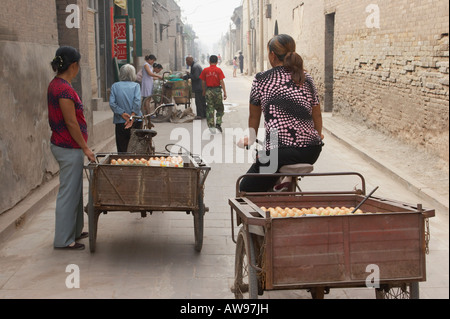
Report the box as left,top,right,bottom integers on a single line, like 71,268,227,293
130,103,175,121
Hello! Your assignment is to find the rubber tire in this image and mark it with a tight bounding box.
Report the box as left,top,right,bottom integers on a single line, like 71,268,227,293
233,228,259,299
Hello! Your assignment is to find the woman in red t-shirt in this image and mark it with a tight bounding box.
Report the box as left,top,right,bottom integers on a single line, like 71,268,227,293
48,46,95,250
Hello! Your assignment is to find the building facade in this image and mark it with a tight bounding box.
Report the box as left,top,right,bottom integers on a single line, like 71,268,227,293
236,0,449,162
0,0,190,215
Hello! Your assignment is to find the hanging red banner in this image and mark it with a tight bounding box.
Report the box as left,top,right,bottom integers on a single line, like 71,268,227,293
114,20,128,61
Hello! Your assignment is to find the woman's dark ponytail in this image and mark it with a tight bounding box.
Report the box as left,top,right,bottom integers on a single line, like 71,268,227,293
268,34,306,86
51,46,81,74
284,52,306,86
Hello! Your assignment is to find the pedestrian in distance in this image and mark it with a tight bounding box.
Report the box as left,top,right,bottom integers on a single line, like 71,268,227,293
186,56,207,119
109,64,143,153
48,46,95,251
238,34,324,193
239,51,244,74
152,63,164,79
200,55,228,134
233,56,238,78
141,55,163,102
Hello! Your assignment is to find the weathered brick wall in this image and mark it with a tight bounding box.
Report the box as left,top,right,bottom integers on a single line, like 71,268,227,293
267,0,326,99
0,0,60,214
0,0,94,215
245,0,449,162
325,0,449,161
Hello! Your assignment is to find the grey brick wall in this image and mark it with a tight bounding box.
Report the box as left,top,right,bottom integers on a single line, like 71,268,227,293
0,0,94,215
325,0,449,161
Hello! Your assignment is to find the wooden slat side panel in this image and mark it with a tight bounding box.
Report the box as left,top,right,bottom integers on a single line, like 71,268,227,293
94,165,198,209
271,218,347,286
348,214,424,281
266,213,426,288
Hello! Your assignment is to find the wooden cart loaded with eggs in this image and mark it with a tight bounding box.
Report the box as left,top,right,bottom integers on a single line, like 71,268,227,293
229,172,435,299
85,153,210,253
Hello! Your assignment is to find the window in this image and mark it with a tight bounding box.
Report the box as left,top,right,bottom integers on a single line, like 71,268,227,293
88,0,97,11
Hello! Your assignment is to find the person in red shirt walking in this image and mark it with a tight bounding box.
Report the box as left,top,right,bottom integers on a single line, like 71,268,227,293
200,55,227,133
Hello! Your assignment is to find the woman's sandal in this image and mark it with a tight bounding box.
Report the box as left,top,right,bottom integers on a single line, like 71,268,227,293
55,242,85,250
76,232,89,240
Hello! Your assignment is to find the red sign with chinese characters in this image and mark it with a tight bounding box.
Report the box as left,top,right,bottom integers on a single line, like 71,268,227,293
114,20,128,61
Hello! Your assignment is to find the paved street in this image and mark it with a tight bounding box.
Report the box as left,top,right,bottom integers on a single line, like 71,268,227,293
0,66,448,299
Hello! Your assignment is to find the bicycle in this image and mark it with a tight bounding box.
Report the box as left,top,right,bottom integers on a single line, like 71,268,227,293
128,103,175,155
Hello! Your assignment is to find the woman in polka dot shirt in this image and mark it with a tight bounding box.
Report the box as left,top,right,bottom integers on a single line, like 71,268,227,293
239,34,324,192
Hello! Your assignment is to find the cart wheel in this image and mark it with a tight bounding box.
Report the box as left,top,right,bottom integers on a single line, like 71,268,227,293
145,95,173,123
232,228,259,299
193,195,205,252
375,282,420,299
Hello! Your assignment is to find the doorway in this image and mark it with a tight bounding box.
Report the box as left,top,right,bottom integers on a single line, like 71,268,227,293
324,12,335,112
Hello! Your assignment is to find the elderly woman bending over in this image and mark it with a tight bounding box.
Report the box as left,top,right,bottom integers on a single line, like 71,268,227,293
110,64,143,153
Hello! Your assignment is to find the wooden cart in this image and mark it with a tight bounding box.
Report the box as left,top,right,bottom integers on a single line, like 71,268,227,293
229,173,435,299
85,153,210,253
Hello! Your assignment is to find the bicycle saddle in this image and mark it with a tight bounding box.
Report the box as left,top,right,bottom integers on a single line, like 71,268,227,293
133,129,158,138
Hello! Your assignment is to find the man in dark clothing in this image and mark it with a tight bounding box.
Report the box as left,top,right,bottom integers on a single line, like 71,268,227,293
186,57,207,119
239,52,244,74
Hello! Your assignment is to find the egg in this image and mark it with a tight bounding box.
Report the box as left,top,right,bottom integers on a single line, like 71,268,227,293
111,159,117,165
287,209,296,217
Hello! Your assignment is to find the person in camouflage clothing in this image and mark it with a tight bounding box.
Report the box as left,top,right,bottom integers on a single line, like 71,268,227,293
205,88,225,129
200,55,227,133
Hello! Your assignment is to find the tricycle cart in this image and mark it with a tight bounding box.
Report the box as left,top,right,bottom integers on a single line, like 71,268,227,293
229,172,435,299
85,153,210,253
